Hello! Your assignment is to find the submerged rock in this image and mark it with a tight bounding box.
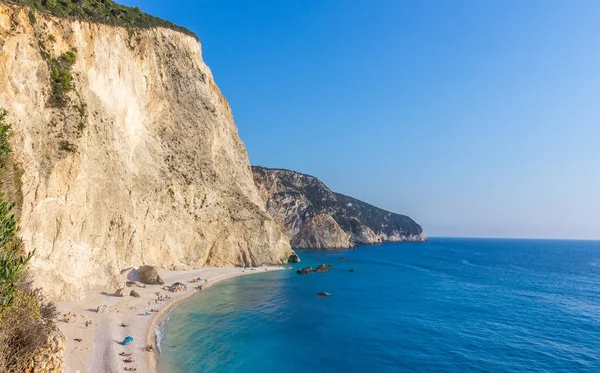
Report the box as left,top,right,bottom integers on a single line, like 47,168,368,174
315,264,332,273
296,267,313,275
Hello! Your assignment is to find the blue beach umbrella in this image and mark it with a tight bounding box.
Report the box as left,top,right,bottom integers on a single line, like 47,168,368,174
119,336,134,346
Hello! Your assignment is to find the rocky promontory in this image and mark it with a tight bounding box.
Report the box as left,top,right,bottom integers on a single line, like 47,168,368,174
252,166,426,249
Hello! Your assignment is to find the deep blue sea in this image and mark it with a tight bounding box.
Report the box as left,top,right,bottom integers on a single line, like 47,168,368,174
156,238,600,372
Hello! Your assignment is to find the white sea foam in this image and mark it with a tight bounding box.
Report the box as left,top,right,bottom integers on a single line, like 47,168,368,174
155,306,177,353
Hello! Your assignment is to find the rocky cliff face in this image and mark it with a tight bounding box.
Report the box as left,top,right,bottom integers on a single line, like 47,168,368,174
253,166,426,249
0,4,296,300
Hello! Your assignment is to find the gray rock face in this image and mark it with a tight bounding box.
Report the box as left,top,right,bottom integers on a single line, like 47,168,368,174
137,265,164,285
252,166,427,249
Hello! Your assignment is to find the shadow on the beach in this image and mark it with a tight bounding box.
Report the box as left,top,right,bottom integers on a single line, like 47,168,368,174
84,308,98,313
100,291,120,298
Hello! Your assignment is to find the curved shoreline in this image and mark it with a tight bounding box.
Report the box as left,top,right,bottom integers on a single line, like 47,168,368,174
55,266,285,373
144,266,285,372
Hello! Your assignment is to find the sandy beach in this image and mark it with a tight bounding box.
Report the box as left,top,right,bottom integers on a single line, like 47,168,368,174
54,266,283,373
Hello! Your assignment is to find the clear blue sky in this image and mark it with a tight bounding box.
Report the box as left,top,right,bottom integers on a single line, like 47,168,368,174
120,0,600,240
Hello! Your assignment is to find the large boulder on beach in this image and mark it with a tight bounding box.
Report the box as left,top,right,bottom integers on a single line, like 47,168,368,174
130,290,141,298
115,288,125,297
96,305,110,313
137,265,164,285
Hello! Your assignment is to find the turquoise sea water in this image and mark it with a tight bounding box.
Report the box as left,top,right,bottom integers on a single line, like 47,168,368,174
157,238,600,372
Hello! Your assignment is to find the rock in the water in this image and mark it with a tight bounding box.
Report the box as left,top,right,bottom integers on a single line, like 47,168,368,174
296,267,313,275
130,290,141,298
288,253,301,263
349,269,355,272
137,265,164,285
115,288,124,297
315,264,332,273
317,292,331,297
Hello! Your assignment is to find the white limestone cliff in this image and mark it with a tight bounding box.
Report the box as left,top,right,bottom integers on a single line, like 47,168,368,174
0,4,296,300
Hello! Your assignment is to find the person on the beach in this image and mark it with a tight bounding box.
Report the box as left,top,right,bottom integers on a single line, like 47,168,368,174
85,321,89,328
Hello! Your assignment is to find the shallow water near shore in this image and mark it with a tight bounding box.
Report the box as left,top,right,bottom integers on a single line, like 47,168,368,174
157,238,600,372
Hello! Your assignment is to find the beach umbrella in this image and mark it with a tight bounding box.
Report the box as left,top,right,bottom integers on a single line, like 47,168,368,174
120,336,134,346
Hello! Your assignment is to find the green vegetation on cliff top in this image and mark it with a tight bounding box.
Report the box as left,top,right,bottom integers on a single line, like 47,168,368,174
2,0,196,38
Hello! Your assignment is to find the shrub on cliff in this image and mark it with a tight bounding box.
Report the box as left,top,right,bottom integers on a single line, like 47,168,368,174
0,109,58,372
3,0,197,39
